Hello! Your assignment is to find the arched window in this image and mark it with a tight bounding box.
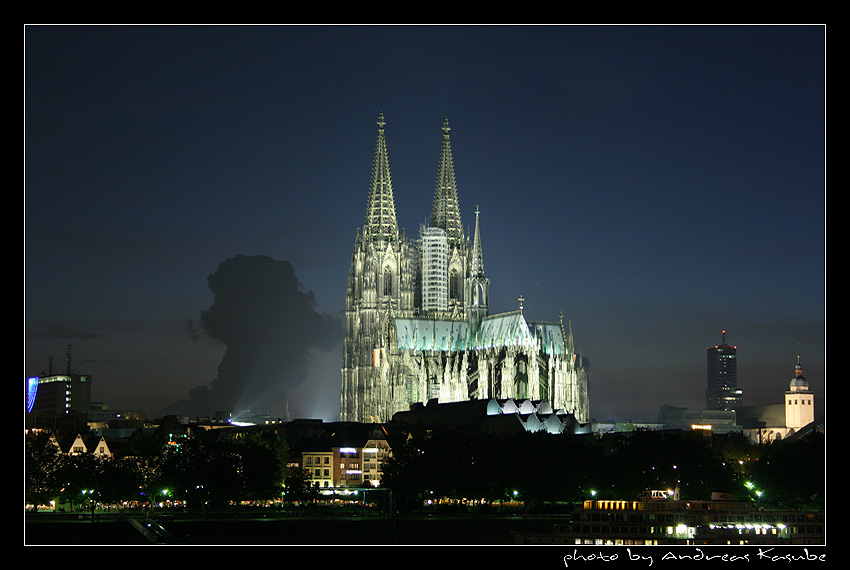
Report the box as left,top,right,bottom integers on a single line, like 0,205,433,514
474,282,486,306
515,355,529,399
383,267,393,296
449,268,459,300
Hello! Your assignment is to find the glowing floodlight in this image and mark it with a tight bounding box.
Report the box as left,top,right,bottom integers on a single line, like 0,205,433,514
27,377,39,413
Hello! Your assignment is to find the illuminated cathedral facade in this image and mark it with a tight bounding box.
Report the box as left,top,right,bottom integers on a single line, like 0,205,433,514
339,114,589,424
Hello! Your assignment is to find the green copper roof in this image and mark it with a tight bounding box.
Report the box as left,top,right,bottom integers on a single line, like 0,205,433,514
394,311,566,354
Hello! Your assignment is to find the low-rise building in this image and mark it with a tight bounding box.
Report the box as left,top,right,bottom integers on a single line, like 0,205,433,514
658,405,742,434
302,451,334,488
48,432,113,458
298,424,394,489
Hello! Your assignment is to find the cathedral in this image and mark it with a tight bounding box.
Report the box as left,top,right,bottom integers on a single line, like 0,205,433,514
339,114,590,425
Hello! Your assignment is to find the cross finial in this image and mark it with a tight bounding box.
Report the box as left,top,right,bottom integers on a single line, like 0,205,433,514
442,117,450,135
377,113,386,131
518,295,524,311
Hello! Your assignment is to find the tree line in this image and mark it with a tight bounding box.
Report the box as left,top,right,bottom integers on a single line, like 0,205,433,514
26,423,824,514
25,426,312,512
380,427,825,513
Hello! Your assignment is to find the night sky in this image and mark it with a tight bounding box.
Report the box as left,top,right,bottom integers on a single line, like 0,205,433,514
25,25,825,423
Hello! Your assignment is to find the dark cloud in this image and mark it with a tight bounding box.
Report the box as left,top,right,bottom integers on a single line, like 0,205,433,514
164,255,342,417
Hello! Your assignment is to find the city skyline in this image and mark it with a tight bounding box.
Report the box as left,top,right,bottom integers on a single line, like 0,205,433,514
25,25,825,422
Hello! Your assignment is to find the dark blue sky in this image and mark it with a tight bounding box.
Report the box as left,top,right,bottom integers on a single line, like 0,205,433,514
25,25,825,422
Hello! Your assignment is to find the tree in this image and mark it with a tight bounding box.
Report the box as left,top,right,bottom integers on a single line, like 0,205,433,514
98,457,146,505
223,429,290,501
283,467,318,503
154,433,238,508
55,452,108,511
748,431,824,509
380,439,430,512
25,434,64,509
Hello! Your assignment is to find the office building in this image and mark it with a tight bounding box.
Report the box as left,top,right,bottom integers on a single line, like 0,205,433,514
26,347,91,431
706,330,742,410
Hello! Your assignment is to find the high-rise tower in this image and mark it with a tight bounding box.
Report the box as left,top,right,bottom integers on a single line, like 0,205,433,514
340,115,589,424
706,329,742,410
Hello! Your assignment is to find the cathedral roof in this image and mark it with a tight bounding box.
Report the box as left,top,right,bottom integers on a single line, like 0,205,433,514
528,321,567,355
474,310,535,349
393,310,567,354
395,317,470,352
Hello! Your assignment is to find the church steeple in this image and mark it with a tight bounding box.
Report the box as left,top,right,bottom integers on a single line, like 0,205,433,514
789,355,809,392
471,205,484,278
363,113,399,243
466,205,489,328
430,117,464,245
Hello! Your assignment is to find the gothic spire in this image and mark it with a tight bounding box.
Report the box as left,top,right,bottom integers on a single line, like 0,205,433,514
471,206,484,277
363,113,399,243
430,117,464,245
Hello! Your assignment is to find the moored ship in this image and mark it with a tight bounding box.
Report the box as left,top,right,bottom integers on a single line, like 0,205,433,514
512,491,823,545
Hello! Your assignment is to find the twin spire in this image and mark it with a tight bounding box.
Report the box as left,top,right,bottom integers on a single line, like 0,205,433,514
362,113,399,243
362,114,469,248
430,117,464,245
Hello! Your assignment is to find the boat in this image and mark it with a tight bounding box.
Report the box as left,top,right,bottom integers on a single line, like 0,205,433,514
512,491,823,545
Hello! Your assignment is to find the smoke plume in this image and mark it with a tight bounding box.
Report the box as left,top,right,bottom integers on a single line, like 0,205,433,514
166,255,341,418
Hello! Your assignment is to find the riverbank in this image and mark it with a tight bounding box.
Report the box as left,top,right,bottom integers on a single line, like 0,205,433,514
24,512,557,545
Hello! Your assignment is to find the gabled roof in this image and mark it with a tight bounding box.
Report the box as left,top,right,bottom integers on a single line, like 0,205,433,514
528,322,566,355
85,435,112,456
473,311,535,349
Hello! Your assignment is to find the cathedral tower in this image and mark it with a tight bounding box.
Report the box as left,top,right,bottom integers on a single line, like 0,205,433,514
430,118,464,246
425,118,469,318
340,115,590,425
340,114,413,422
